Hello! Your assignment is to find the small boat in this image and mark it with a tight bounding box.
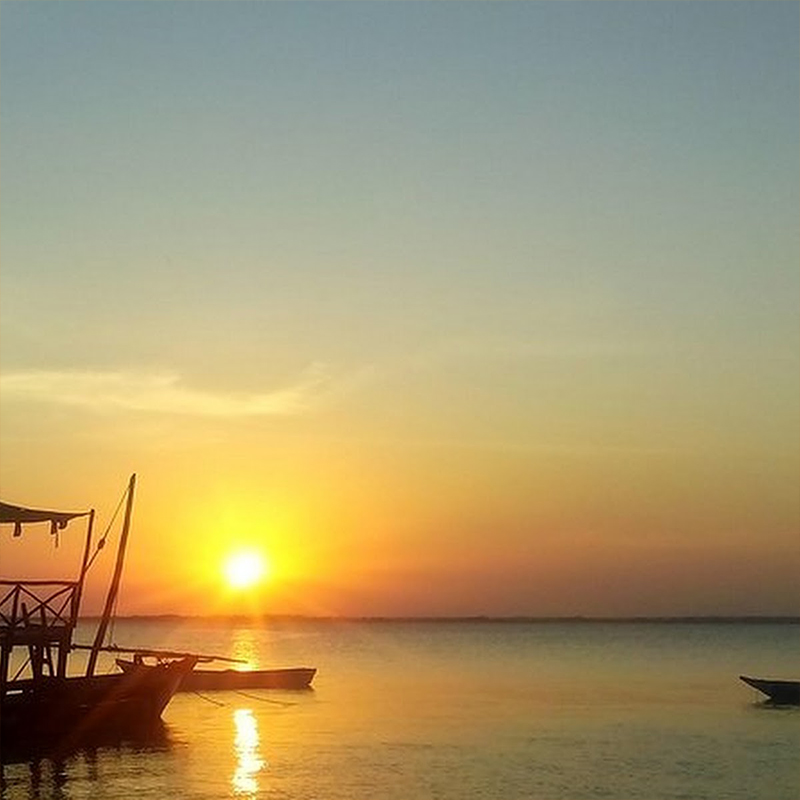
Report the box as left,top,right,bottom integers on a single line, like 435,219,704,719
739,675,800,705
117,658,316,691
1,475,197,760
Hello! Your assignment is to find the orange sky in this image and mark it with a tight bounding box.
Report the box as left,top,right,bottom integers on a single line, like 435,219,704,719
2,426,797,617
1,3,798,617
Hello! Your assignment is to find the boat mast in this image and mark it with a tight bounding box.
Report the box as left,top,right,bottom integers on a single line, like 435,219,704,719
86,474,136,676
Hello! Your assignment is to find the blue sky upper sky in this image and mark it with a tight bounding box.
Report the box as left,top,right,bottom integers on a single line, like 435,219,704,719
1,2,798,616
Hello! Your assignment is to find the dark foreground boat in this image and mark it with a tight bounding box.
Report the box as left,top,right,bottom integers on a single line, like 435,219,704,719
1,476,197,762
739,675,800,705
116,658,315,691
2,657,196,759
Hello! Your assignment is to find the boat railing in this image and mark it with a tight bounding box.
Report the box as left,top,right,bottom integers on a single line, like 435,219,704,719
1,580,81,689
0,580,80,642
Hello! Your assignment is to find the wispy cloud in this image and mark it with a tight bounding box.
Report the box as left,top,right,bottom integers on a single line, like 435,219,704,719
0,366,329,417
0,336,642,419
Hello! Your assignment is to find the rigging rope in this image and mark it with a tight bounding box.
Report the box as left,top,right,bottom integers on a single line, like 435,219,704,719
233,690,296,706
189,690,295,707
80,482,129,649
192,691,226,706
108,578,121,646
84,485,128,575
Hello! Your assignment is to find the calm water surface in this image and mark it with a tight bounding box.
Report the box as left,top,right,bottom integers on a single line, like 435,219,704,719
2,620,798,799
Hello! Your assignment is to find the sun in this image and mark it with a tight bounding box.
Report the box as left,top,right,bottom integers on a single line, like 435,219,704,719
223,550,268,590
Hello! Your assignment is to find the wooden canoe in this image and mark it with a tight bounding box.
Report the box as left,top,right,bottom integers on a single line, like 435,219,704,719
739,675,800,705
116,658,316,691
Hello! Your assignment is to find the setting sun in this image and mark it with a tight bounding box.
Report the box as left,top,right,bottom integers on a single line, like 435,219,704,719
223,551,268,590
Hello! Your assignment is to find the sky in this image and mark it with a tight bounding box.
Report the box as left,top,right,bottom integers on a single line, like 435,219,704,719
1,1,798,618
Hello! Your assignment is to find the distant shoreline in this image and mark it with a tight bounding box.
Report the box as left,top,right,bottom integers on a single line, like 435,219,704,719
79,614,800,624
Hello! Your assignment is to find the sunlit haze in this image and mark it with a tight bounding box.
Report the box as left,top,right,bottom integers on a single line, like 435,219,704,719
1,2,797,618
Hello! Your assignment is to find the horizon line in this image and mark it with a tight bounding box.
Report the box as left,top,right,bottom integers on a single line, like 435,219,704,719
79,613,800,624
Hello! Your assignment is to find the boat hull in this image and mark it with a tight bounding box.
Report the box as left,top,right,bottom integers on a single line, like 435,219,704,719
1,657,196,760
181,666,316,692
117,659,316,691
739,675,800,705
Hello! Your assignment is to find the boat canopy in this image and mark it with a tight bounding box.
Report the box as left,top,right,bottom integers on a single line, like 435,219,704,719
0,501,89,536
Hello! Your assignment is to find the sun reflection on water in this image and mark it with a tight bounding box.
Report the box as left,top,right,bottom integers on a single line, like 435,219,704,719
230,628,260,669
232,708,266,796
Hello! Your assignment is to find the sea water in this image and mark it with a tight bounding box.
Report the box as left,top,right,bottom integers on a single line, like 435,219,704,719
2,619,798,800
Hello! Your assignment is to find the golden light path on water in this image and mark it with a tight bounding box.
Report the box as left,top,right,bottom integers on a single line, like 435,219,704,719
230,628,259,669
232,708,266,797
